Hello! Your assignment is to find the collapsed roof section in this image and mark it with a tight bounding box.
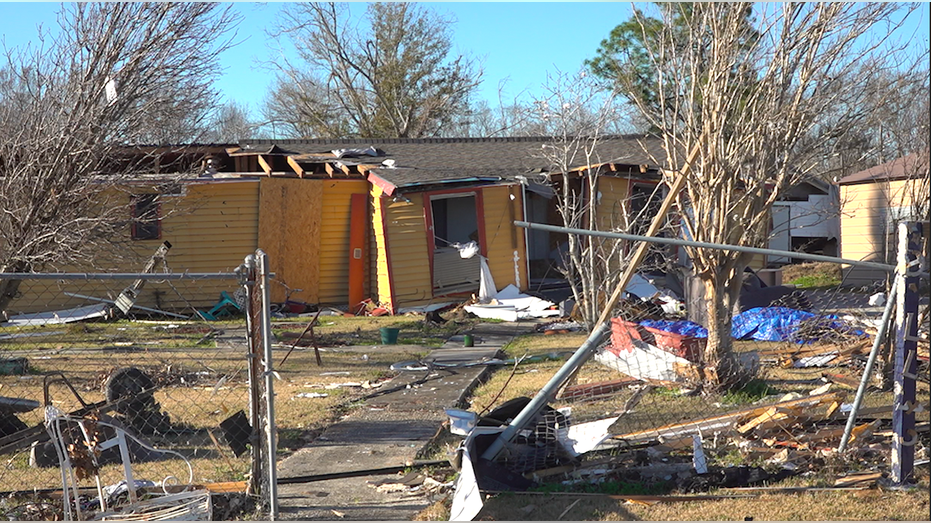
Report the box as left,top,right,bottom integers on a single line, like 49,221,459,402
110,135,669,193
227,135,668,195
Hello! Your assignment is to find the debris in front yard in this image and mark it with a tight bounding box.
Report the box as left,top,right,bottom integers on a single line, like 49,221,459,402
756,339,872,368
596,334,693,382
3,303,110,327
464,285,560,321
557,414,621,457
536,320,584,335
447,408,478,436
105,367,172,435
0,394,38,438
732,307,865,344
557,377,641,402
0,357,29,376
219,410,252,457
294,392,329,399
609,391,845,445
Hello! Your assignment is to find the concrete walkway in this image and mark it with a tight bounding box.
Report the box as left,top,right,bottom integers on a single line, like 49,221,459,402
276,321,536,521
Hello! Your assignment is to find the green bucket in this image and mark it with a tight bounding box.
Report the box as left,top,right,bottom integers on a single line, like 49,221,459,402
379,327,400,345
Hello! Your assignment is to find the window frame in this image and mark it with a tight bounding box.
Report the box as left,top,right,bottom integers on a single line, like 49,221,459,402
131,193,162,241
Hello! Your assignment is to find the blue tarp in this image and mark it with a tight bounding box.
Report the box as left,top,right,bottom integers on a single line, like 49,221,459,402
638,308,865,344
731,307,864,343
638,319,708,338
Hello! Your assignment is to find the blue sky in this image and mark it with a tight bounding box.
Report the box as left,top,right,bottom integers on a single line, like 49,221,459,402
1,2,928,122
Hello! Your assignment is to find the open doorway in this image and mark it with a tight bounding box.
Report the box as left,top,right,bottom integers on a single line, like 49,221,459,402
429,193,481,294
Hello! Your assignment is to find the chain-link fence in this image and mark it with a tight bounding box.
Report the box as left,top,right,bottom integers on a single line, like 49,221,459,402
0,258,275,520
476,222,928,488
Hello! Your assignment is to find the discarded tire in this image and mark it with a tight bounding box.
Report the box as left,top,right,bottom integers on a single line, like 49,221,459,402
106,367,171,435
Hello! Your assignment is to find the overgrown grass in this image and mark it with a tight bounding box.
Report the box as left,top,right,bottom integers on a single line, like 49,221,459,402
788,273,842,289
781,262,842,289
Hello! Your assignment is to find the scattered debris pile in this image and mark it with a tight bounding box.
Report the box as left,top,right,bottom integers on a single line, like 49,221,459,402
447,381,929,521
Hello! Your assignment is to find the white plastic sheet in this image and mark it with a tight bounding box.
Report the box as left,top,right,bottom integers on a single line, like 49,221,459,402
450,427,504,521
455,241,496,302
464,284,560,321
558,416,621,457
4,303,109,327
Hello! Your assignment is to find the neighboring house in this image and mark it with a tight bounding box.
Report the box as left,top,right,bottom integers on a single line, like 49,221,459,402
768,178,840,264
837,153,930,287
6,136,670,315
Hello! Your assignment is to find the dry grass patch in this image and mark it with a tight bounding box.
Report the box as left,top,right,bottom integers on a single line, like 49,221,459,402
466,464,930,521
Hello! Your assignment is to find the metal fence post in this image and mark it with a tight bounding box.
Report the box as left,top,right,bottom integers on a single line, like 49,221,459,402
256,250,279,519
241,255,264,499
891,222,922,485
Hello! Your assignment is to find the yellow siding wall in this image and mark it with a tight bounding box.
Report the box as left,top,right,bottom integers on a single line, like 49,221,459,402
319,180,369,304
150,180,260,309
10,180,260,314
840,179,927,285
164,180,260,271
369,186,392,307
383,194,432,309
596,177,630,231
481,184,528,291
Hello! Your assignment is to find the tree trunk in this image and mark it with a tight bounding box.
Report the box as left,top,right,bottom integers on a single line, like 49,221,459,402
701,275,738,391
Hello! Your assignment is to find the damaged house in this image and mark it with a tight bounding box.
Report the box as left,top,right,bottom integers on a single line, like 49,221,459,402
227,136,670,312
6,136,674,316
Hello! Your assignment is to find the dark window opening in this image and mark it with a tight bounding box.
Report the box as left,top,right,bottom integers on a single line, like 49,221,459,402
431,195,478,248
132,194,161,240
629,184,663,237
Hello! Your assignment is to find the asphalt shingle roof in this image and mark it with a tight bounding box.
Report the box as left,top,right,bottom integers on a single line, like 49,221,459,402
836,153,929,185
238,135,667,189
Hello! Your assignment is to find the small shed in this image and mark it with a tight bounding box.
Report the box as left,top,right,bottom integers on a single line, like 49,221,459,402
837,153,930,286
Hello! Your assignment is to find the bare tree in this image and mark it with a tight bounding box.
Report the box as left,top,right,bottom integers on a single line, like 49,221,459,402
529,70,669,326
205,100,257,143
0,3,239,314
265,2,482,139
605,3,918,388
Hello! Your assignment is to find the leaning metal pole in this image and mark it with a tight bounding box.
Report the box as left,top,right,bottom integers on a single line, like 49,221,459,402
480,322,612,462
257,250,279,519
836,273,899,454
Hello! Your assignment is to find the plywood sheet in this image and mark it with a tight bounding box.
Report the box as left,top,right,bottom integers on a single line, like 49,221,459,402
259,178,322,303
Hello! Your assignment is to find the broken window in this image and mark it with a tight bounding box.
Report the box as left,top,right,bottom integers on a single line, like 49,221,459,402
131,194,161,241
431,194,479,248
429,193,481,293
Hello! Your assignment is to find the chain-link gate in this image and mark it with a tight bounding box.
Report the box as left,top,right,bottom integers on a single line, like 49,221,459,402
0,250,276,520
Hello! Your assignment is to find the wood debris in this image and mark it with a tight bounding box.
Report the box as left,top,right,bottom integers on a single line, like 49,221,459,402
610,392,844,443
755,338,871,368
